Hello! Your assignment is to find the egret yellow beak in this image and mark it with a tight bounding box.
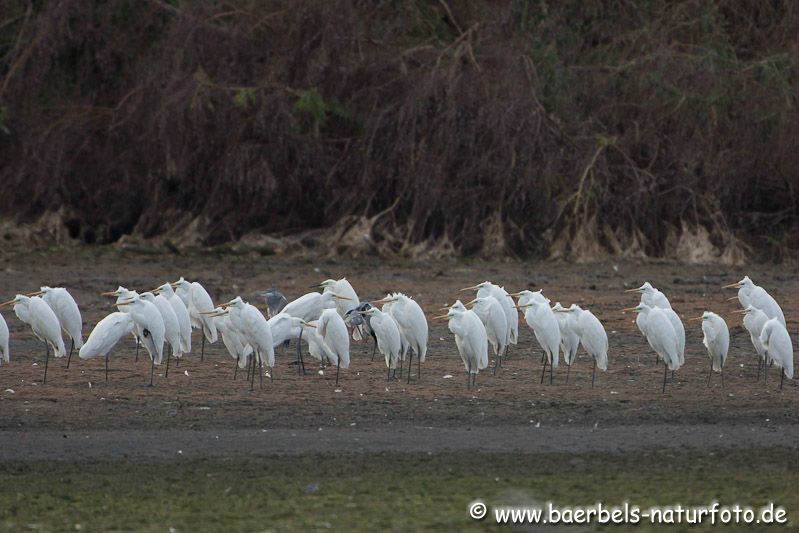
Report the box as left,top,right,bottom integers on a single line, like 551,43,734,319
101,291,119,297
459,284,482,292
0,299,17,308
722,283,741,289
687,316,703,322
432,314,449,320
621,306,639,312
506,291,524,297
332,294,352,301
623,288,642,293
25,290,45,297
726,296,738,301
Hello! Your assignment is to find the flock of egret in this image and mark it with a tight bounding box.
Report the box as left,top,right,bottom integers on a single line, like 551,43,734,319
0,275,793,392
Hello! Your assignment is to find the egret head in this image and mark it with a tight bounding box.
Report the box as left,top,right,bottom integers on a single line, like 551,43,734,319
312,279,337,290
460,281,490,292
622,303,648,314
0,294,29,308
723,275,752,290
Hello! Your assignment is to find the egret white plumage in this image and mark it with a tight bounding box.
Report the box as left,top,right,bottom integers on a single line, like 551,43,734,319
759,317,793,389
462,282,517,348
79,312,135,381
625,282,673,360
282,291,349,322
140,292,181,377
690,311,729,387
314,278,359,318
375,293,428,383
223,296,274,390
317,308,350,385
268,312,307,375
732,305,770,379
117,294,165,386
0,295,66,383
155,282,192,355
101,286,142,360
466,296,508,374
30,286,83,368
360,307,401,381
516,298,560,384
0,311,9,365
559,304,608,387
435,301,487,388
206,307,253,379
172,278,217,361
626,303,680,393
723,276,786,327
551,303,580,382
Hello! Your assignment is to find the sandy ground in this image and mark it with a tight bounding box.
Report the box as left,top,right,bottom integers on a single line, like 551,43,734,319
1,250,798,458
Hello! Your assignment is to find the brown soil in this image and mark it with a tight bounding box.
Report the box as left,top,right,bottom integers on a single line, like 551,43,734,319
1,250,797,456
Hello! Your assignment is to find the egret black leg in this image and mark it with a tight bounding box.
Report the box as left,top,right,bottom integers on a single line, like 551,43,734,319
259,360,263,389
540,357,547,384
149,356,155,387
706,359,712,387
371,333,378,361
297,330,304,375
398,355,403,379
721,365,724,388
66,339,74,368
135,340,139,362
336,359,340,386
43,343,50,384
249,352,256,391
550,357,554,384
780,370,785,390
234,355,239,380
591,359,596,388
493,353,499,375
566,361,571,384
386,364,390,382
662,363,667,394
201,336,205,362
407,352,413,384
417,348,421,381
105,353,109,382
165,351,171,378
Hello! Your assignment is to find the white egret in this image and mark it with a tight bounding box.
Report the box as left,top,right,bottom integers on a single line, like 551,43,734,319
29,286,83,368
435,301,487,388
375,293,428,383
223,296,274,391
516,298,560,384
360,307,401,381
509,289,549,308
0,295,66,383
155,282,192,356
723,276,786,327
466,296,508,375
379,295,410,373
689,311,729,387
0,311,9,365
206,307,252,379
551,302,580,382
462,282,517,349
759,317,793,389
317,308,350,385
101,286,142,360
282,291,350,322
733,305,770,379
559,304,608,387
314,278,359,318
79,312,135,381
625,303,680,393
117,294,165,386
140,292,181,377
268,312,306,375
172,278,217,361
624,282,674,363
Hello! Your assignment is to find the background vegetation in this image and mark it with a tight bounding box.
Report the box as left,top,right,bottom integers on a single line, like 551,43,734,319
0,1,797,259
